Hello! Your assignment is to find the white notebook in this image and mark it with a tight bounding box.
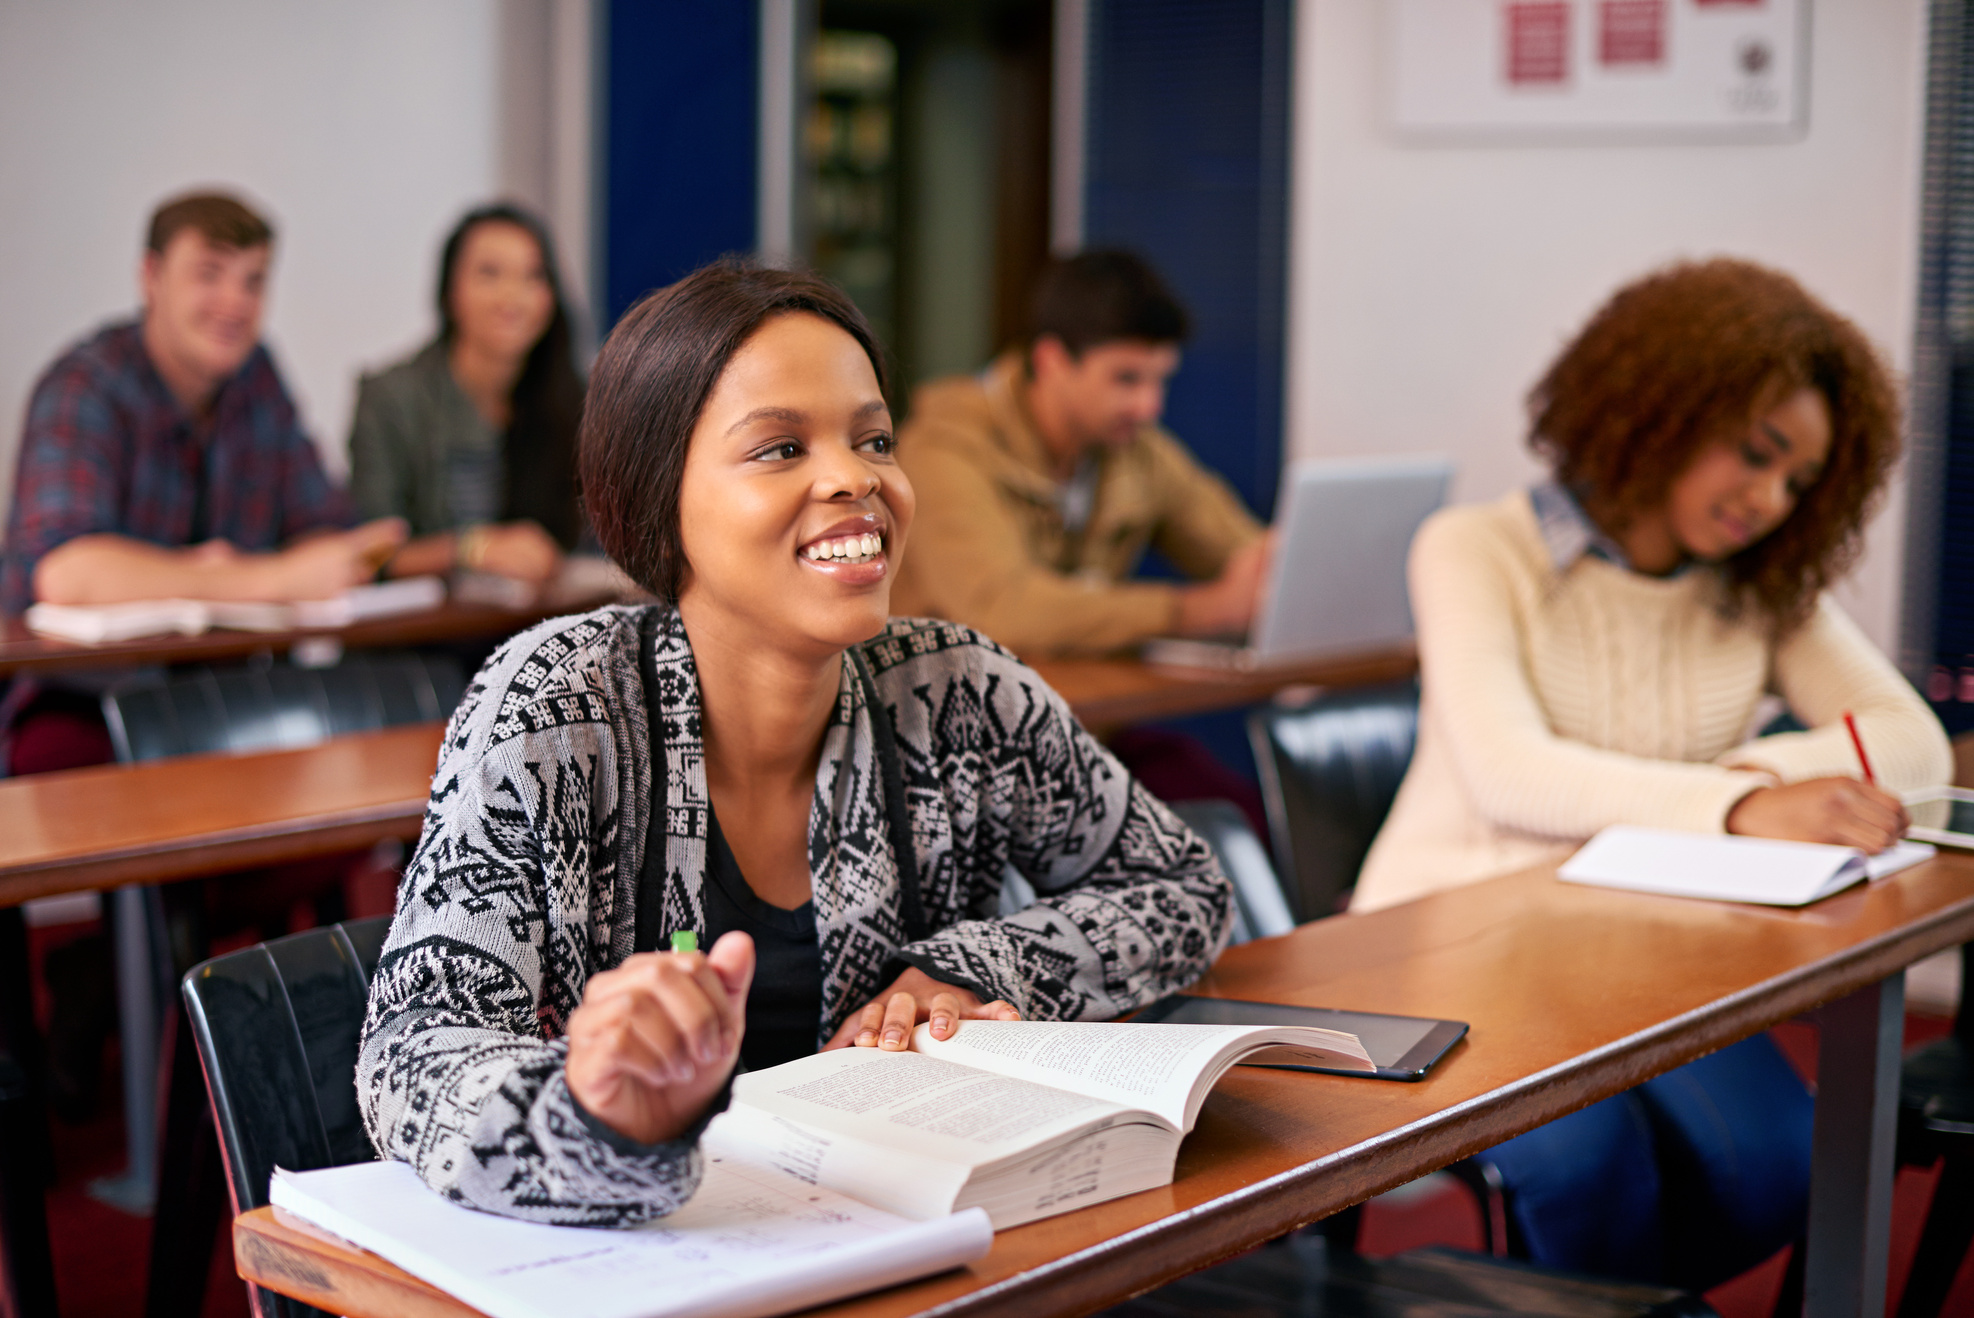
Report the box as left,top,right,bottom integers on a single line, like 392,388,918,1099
1558,826,1936,907
23,577,445,643
269,1148,991,1318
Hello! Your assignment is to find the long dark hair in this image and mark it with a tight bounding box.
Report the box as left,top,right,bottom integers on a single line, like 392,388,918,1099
580,258,888,600
437,203,586,547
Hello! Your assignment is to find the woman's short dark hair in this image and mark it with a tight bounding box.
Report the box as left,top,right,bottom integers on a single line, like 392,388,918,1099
437,203,588,547
1029,250,1189,358
1529,258,1900,633
581,259,888,600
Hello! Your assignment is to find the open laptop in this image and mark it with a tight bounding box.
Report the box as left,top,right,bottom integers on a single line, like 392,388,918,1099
1142,455,1453,672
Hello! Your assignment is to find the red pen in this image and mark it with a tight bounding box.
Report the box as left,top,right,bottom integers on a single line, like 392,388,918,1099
1843,711,1877,785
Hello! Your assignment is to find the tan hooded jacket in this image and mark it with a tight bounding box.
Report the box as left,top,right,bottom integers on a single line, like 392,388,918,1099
890,351,1262,656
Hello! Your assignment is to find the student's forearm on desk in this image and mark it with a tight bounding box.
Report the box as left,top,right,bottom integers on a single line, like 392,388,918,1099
35,522,403,605
384,532,458,579
33,535,299,605
965,573,1183,656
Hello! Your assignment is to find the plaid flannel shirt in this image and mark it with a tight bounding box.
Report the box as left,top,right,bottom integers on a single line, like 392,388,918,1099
1,320,352,613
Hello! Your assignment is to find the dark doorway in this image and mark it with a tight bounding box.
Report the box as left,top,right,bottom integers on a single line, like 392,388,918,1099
809,0,1053,408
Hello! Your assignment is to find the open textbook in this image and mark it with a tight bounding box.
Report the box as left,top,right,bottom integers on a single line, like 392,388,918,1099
1559,825,1936,907
717,1019,1372,1229
23,576,446,643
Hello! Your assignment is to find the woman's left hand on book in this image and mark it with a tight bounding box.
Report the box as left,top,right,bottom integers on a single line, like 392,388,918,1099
824,967,1019,1052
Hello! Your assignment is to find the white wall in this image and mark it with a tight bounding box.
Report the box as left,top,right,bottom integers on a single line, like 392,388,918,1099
0,0,592,514
1286,0,1930,655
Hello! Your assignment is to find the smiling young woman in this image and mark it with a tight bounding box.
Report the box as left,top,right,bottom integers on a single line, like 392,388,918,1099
349,204,586,584
1350,258,1952,1289
354,259,1233,1226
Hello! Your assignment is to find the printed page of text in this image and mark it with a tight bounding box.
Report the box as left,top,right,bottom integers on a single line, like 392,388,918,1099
911,1021,1265,1131
732,1049,1135,1179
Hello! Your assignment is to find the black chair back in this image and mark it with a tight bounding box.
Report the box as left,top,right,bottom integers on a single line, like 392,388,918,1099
181,917,389,1219
102,652,465,763
1248,681,1419,921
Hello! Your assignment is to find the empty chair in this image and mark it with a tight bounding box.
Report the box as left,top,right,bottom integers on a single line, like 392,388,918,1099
93,651,458,1309
1894,738,1974,1318
1895,940,1974,1318
1248,680,1419,921
181,917,390,1318
96,651,463,1205
102,650,465,761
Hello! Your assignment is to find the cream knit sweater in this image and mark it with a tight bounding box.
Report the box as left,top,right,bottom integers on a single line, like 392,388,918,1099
1352,491,1952,912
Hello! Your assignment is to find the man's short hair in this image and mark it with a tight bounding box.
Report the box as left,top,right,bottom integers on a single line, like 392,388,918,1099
146,191,274,255
1029,250,1189,357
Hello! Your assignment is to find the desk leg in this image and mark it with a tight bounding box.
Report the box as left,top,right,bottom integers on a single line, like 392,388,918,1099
1805,972,1904,1318
90,886,161,1214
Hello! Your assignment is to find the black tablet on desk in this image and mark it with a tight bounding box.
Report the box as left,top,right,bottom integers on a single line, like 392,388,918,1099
1134,994,1468,1081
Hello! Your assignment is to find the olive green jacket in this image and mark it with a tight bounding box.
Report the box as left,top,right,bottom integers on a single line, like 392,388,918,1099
347,341,501,538
891,352,1263,657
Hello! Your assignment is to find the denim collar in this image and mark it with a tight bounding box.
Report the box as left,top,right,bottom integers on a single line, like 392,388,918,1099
1529,480,1639,572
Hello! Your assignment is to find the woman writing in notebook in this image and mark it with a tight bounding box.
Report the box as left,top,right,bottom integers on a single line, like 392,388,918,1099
355,260,1233,1225
1356,260,1951,1285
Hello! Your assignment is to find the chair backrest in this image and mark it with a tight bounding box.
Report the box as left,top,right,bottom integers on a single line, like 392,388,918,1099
1248,681,1420,922
181,916,391,1219
101,652,465,762
1168,799,1296,945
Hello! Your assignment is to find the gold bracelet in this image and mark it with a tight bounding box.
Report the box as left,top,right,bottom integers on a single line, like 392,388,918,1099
458,525,491,571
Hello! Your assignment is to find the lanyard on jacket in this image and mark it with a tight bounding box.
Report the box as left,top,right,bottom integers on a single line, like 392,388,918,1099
632,608,926,954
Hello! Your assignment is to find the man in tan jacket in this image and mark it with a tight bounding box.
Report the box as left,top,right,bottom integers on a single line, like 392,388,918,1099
891,251,1271,657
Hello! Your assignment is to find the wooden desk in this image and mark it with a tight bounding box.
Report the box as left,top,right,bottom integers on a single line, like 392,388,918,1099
233,854,1974,1318
1028,646,1415,733
0,723,444,908
0,597,612,678
0,649,1415,909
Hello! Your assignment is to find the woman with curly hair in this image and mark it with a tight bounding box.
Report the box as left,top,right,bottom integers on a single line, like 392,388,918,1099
1359,258,1948,909
1353,259,1951,1287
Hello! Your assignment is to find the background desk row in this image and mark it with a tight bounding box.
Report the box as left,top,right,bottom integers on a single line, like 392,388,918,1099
0,647,1415,909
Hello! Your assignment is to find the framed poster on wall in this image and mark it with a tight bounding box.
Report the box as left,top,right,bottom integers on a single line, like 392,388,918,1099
1389,0,1808,142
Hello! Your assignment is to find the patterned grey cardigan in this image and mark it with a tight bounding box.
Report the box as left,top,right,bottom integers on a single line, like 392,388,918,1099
356,605,1233,1226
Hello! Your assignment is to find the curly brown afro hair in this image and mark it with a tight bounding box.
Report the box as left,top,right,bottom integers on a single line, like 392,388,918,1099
1529,258,1901,634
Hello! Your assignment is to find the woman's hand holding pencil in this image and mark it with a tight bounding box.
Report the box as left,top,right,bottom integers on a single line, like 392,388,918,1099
564,930,755,1146
1724,712,1908,852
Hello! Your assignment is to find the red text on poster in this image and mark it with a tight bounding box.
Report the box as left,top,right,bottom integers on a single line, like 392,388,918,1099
1599,0,1666,66
1505,2,1571,85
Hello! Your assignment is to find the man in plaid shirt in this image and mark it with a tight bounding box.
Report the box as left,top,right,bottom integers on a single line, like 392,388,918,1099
0,191,406,618
1,191,407,776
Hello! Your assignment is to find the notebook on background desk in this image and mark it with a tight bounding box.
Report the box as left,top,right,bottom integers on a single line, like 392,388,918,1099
1143,455,1453,672
22,576,446,643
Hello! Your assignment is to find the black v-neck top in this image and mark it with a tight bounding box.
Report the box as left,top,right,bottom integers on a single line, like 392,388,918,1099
702,805,824,1071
